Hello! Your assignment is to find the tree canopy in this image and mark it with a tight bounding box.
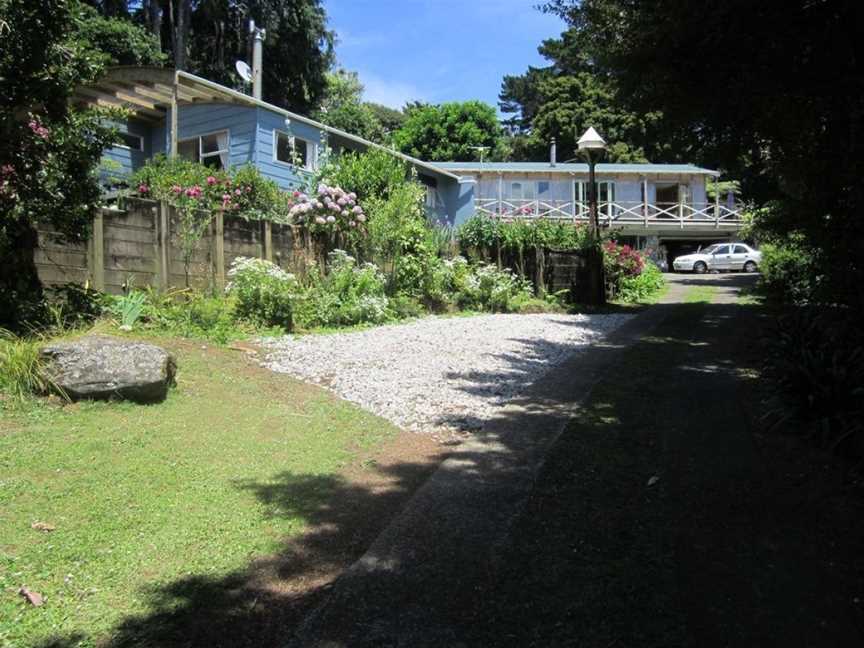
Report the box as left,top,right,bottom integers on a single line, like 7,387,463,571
84,0,335,114
540,0,864,305
393,101,505,162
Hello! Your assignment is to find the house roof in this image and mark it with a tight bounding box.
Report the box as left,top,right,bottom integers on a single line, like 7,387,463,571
73,66,460,181
429,162,721,176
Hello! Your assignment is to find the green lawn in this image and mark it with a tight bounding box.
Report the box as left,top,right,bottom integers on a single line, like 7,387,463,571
0,338,396,647
683,284,718,303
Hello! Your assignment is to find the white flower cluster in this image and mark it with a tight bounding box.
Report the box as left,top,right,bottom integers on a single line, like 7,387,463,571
225,256,296,293
288,184,366,230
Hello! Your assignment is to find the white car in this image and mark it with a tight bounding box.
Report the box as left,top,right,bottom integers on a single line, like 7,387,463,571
672,243,761,274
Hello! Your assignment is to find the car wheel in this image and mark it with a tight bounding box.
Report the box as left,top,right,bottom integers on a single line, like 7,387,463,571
693,261,707,274
743,260,757,273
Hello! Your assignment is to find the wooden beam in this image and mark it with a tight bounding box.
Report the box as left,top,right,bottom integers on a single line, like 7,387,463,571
92,84,161,112
169,72,178,157
75,87,164,119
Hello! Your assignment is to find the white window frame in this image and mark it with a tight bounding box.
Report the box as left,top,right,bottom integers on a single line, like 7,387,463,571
575,180,616,217
115,132,143,151
177,129,230,169
273,129,317,171
510,181,536,201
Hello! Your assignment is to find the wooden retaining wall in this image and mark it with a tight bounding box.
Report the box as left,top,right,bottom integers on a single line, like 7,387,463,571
34,198,313,294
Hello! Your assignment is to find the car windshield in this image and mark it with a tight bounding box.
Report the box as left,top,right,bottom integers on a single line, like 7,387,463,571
699,244,720,254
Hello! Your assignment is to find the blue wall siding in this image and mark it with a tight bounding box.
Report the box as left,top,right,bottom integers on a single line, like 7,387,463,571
176,103,257,168
254,108,323,191
101,118,153,180
438,177,476,226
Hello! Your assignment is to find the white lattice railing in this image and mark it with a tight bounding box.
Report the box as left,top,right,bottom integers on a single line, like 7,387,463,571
474,199,743,228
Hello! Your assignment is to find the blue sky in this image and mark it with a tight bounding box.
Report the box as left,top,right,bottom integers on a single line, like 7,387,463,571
325,0,565,110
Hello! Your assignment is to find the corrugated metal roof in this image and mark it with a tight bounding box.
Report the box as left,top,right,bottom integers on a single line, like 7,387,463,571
428,162,720,176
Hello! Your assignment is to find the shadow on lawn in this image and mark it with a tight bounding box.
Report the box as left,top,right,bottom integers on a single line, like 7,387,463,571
39,292,855,647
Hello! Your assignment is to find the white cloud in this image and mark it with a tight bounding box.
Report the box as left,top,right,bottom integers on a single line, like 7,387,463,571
359,72,428,109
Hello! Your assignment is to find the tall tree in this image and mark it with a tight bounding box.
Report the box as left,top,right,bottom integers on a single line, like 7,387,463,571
0,0,157,328
393,101,505,162
542,0,864,305
499,14,683,163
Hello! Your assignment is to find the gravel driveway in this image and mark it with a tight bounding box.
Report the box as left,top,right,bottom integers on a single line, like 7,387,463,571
264,313,632,439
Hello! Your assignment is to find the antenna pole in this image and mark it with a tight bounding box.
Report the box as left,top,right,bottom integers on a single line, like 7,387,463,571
251,20,265,100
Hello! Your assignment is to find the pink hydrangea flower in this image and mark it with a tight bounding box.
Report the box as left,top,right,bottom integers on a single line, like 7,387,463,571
206,176,217,185
138,184,149,194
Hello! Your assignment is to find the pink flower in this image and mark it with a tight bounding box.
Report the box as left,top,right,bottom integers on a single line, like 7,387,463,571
138,183,149,194
234,188,242,196
222,193,231,201
293,191,301,198
245,186,252,193
0,165,14,176
28,119,50,140
206,176,217,185
171,185,182,194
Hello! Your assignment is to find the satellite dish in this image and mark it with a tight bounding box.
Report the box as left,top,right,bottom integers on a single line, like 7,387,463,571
235,60,253,83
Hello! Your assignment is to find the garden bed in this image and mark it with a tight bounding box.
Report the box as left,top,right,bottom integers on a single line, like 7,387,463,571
263,312,633,440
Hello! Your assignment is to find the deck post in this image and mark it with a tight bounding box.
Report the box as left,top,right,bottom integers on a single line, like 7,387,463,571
642,178,649,226
497,173,503,215
678,186,684,229
714,183,720,229
570,175,577,221
169,71,178,157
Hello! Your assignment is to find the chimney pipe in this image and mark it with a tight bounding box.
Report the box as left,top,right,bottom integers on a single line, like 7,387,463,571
550,137,557,166
250,20,265,100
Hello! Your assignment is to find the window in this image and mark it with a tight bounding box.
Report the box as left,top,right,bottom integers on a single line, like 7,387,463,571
538,181,550,196
178,130,229,169
275,130,316,170
115,132,143,151
510,181,535,200
575,180,615,217
712,245,730,255
733,245,748,254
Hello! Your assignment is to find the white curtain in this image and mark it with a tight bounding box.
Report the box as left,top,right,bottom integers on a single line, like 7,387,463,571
216,131,229,169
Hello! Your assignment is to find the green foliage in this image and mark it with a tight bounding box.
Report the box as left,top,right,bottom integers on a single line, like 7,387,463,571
764,308,864,459
321,148,408,204
393,101,505,161
226,257,297,331
45,283,105,327
295,250,390,328
457,214,593,255
758,233,823,305
0,0,124,330
72,1,165,66
448,259,534,312
0,330,46,400
541,0,864,308
106,290,147,328
616,263,665,303
314,68,386,143
140,289,244,344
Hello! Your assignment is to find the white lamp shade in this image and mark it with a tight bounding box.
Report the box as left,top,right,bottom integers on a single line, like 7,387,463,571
577,126,606,150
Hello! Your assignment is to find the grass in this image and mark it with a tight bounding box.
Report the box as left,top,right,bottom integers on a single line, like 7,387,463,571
683,284,718,303
0,337,397,647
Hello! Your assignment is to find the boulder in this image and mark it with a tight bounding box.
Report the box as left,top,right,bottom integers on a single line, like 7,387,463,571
40,335,176,403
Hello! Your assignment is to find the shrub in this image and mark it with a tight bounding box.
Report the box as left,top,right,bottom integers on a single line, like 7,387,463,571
296,250,391,328
440,257,533,312
0,330,52,401
105,290,147,328
45,283,105,327
758,233,824,304
764,308,863,459
321,148,408,204
226,257,297,330
617,263,665,303
287,183,367,235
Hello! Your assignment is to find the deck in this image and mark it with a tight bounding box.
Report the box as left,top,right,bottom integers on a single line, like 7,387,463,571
475,199,743,229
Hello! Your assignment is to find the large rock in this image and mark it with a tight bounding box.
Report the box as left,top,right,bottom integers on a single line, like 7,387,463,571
40,335,176,403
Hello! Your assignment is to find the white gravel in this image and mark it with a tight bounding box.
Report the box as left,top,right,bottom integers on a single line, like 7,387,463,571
263,313,632,439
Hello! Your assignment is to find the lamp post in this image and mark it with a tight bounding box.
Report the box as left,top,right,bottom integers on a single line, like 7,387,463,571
578,127,607,304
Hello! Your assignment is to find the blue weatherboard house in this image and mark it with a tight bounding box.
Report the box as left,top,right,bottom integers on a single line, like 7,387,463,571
76,67,742,255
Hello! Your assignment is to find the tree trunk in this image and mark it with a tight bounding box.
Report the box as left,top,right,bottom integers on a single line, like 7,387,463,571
0,220,45,332
144,0,162,49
